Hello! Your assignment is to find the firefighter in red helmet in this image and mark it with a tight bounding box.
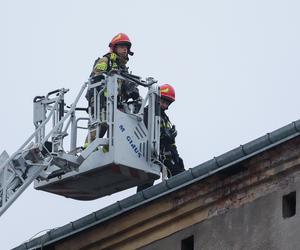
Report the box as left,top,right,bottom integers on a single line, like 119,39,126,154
87,32,135,110
137,84,185,192
85,33,135,149
158,84,185,175
90,33,133,78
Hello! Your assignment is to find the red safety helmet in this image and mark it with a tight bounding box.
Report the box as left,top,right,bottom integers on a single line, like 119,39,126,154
160,84,175,102
109,33,134,56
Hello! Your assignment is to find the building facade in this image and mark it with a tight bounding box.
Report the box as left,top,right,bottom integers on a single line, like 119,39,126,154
15,121,300,250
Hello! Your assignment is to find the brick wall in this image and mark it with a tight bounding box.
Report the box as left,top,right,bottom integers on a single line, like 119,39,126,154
53,136,300,250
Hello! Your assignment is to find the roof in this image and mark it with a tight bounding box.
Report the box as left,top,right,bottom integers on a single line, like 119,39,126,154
13,119,300,250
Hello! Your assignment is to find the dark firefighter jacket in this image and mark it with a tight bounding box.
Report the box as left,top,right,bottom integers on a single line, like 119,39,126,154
144,107,185,176
90,52,129,78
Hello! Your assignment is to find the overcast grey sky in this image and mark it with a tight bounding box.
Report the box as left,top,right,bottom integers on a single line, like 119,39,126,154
1,0,300,249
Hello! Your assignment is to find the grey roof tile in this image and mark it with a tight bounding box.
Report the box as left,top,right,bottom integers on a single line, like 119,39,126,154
216,147,246,166
72,213,97,230
191,159,218,178
295,120,300,131
166,170,194,189
49,222,74,240
142,180,169,199
95,202,121,220
119,192,145,209
242,134,271,155
269,123,298,142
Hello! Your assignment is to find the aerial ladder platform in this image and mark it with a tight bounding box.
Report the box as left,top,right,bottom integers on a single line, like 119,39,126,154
0,72,162,216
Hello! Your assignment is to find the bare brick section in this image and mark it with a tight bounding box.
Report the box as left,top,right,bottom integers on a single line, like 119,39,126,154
51,136,300,250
